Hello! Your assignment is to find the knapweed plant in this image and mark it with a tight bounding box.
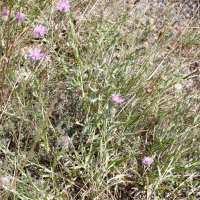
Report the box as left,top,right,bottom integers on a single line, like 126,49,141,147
0,0,200,199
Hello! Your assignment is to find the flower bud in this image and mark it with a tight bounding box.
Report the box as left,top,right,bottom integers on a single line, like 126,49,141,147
110,107,116,114
88,42,93,48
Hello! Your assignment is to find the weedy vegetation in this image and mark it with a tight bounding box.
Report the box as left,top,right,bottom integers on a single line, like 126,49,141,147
1,0,200,199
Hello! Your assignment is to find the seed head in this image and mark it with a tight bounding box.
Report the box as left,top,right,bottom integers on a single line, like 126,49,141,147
88,42,93,48
110,107,116,114
1,9,9,21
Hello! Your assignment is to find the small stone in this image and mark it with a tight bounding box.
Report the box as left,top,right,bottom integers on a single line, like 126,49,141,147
186,13,190,18
174,83,182,91
136,136,140,141
141,19,146,25
143,41,149,48
83,73,88,80
149,18,155,25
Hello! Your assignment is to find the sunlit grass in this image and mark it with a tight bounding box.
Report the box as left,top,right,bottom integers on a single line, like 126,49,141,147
0,0,200,199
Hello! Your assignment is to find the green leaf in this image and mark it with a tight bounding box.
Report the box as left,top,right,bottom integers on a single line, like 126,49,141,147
153,58,162,63
107,160,116,170
178,172,184,187
125,114,140,127
42,178,49,191
26,169,35,189
114,157,128,167
107,157,128,169
156,186,174,191
136,86,144,98
41,174,50,178
84,103,88,113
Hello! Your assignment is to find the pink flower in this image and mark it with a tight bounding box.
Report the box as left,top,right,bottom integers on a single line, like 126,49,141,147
60,137,69,146
110,93,124,103
29,47,44,60
1,177,9,185
15,12,24,21
3,9,9,15
148,39,155,44
102,11,107,16
142,157,154,165
156,24,162,29
56,0,71,12
31,24,47,39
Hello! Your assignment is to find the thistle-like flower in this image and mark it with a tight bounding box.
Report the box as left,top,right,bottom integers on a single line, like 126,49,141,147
148,39,155,44
1,177,9,185
142,157,154,165
31,24,47,39
102,11,107,16
156,24,162,29
15,12,24,21
56,0,71,12
29,47,44,60
3,9,9,15
110,93,124,103
60,137,69,146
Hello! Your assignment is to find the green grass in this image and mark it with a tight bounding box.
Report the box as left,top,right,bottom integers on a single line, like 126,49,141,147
1,0,200,199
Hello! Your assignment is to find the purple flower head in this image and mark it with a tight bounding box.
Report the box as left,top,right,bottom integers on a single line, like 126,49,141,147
29,47,44,60
142,157,154,165
3,9,9,16
102,11,107,16
156,24,162,29
60,137,69,146
31,24,47,39
15,12,24,21
56,0,71,12
1,177,9,185
148,39,155,44
110,93,124,103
